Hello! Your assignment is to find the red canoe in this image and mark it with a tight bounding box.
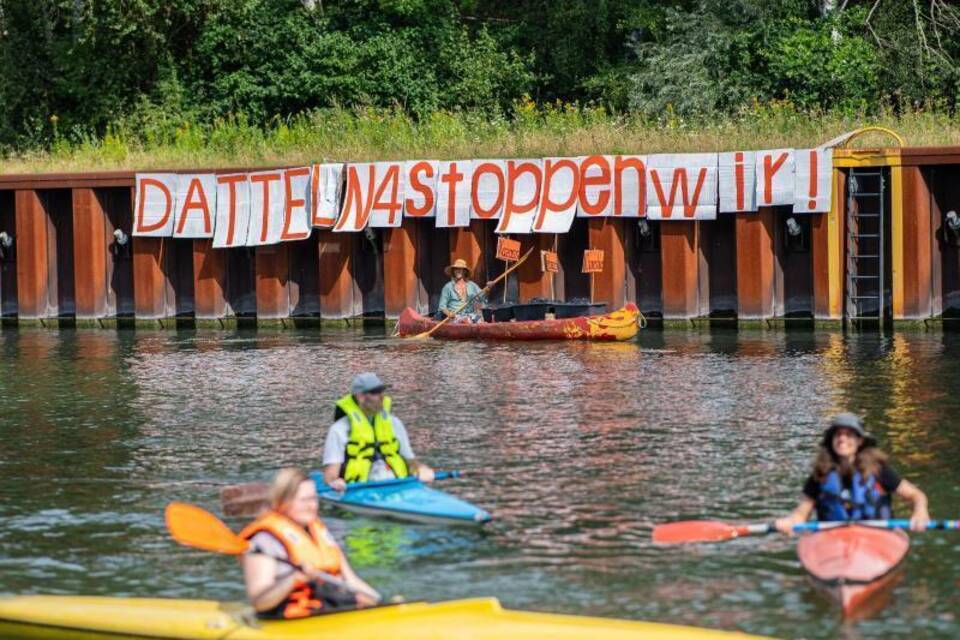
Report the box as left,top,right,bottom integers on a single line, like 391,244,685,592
797,525,909,619
397,304,640,341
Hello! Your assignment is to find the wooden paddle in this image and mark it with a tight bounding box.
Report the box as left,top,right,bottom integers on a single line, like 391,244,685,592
221,470,462,518
164,502,381,602
652,518,960,544
410,246,535,339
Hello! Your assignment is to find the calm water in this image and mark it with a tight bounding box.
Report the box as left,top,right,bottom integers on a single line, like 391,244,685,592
1,327,960,639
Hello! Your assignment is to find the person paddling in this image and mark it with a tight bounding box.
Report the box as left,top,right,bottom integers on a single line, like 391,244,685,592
241,468,379,618
437,258,492,322
322,373,435,492
775,413,930,533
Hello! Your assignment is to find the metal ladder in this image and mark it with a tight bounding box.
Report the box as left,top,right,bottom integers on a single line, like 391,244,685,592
845,168,886,324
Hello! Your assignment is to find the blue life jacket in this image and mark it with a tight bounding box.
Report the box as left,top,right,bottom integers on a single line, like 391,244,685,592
816,469,892,521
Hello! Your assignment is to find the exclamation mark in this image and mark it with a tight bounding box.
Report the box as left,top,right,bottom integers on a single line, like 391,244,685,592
808,150,818,210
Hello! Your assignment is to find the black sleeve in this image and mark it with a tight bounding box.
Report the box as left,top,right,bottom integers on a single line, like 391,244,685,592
878,464,902,494
802,475,819,500
333,406,346,421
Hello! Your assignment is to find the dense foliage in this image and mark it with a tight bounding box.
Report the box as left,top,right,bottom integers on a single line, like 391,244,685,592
0,0,959,153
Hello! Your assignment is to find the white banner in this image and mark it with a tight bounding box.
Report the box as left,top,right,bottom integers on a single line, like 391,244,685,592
718,151,757,213
173,174,216,238
367,162,405,228
404,160,438,218
280,167,312,241
134,173,177,236
611,155,646,217
576,154,613,217
246,170,285,245
533,157,579,233
213,174,251,248
793,148,833,213
470,160,506,220
312,163,343,228
646,153,718,220
496,159,543,234
756,149,795,207
436,160,473,228
334,164,373,232
136,143,842,244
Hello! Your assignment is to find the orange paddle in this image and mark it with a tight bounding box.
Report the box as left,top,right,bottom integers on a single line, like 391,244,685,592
166,502,250,554
654,518,960,545
652,520,776,544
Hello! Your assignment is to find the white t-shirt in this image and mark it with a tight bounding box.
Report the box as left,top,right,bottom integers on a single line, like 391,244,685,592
322,415,415,480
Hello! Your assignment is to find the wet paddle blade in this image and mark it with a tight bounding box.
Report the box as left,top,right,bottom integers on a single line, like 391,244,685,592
652,520,740,544
165,502,249,555
220,482,270,518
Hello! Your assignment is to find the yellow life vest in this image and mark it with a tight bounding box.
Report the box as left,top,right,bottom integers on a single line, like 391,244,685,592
336,394,409,483
239,511,343,619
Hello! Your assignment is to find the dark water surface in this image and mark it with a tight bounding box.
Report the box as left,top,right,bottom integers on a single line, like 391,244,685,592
1,328,960,639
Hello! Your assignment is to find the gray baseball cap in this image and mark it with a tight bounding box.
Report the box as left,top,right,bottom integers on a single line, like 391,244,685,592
351,372,387,394
822,412,876,448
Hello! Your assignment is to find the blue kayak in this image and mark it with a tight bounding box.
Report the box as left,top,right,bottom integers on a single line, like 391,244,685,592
309,472,492,526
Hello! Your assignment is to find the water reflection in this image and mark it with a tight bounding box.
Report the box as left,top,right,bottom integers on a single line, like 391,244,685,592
0,328,959,639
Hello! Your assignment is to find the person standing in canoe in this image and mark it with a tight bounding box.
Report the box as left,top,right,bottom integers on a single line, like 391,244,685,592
322,372,435,492
775,413,931,533
437,258,493,322
242,468,380,618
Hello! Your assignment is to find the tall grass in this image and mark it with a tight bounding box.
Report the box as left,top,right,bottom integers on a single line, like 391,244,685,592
4,100,960,174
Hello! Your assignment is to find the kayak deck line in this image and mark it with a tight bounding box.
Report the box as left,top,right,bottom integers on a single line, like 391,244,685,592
0,595,775,640
318,496,492,525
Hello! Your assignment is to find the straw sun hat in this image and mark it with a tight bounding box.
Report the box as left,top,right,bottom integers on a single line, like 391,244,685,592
444,258,472,278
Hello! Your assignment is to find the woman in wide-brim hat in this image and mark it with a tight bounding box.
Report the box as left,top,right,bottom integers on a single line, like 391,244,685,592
437,259,491,322
774,413,930,533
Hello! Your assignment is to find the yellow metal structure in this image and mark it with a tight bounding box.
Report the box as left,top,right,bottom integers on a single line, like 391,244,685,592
0,595,772,640
827,126,907,320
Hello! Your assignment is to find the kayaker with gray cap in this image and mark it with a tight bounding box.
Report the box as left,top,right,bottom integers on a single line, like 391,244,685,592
322,373,435,492
775,412,930,533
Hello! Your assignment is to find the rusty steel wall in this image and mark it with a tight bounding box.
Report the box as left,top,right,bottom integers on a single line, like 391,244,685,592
0,151,957,327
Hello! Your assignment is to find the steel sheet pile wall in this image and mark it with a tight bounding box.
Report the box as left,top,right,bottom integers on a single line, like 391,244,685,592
1,147,958,328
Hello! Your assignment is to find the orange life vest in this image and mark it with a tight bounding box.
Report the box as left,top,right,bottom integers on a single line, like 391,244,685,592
240,511,343,619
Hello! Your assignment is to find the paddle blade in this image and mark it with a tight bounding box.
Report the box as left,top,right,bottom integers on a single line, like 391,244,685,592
165,502,249,555
652,520,739,544
220,482,270,518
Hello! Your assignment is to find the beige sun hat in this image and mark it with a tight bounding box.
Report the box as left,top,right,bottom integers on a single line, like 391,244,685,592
444,258,472,278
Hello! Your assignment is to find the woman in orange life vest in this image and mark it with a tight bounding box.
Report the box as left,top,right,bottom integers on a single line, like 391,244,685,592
774,413,930,534
241,468,380,619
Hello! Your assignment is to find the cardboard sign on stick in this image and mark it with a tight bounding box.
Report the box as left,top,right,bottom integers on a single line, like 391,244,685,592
496,236,522,262
541,250,560,273
582,249,605,273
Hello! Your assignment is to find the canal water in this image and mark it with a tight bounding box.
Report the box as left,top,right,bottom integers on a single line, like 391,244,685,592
1,328,959,639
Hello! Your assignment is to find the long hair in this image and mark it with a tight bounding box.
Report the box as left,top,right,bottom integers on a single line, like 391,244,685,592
269,467,310,511
812,444,888,482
